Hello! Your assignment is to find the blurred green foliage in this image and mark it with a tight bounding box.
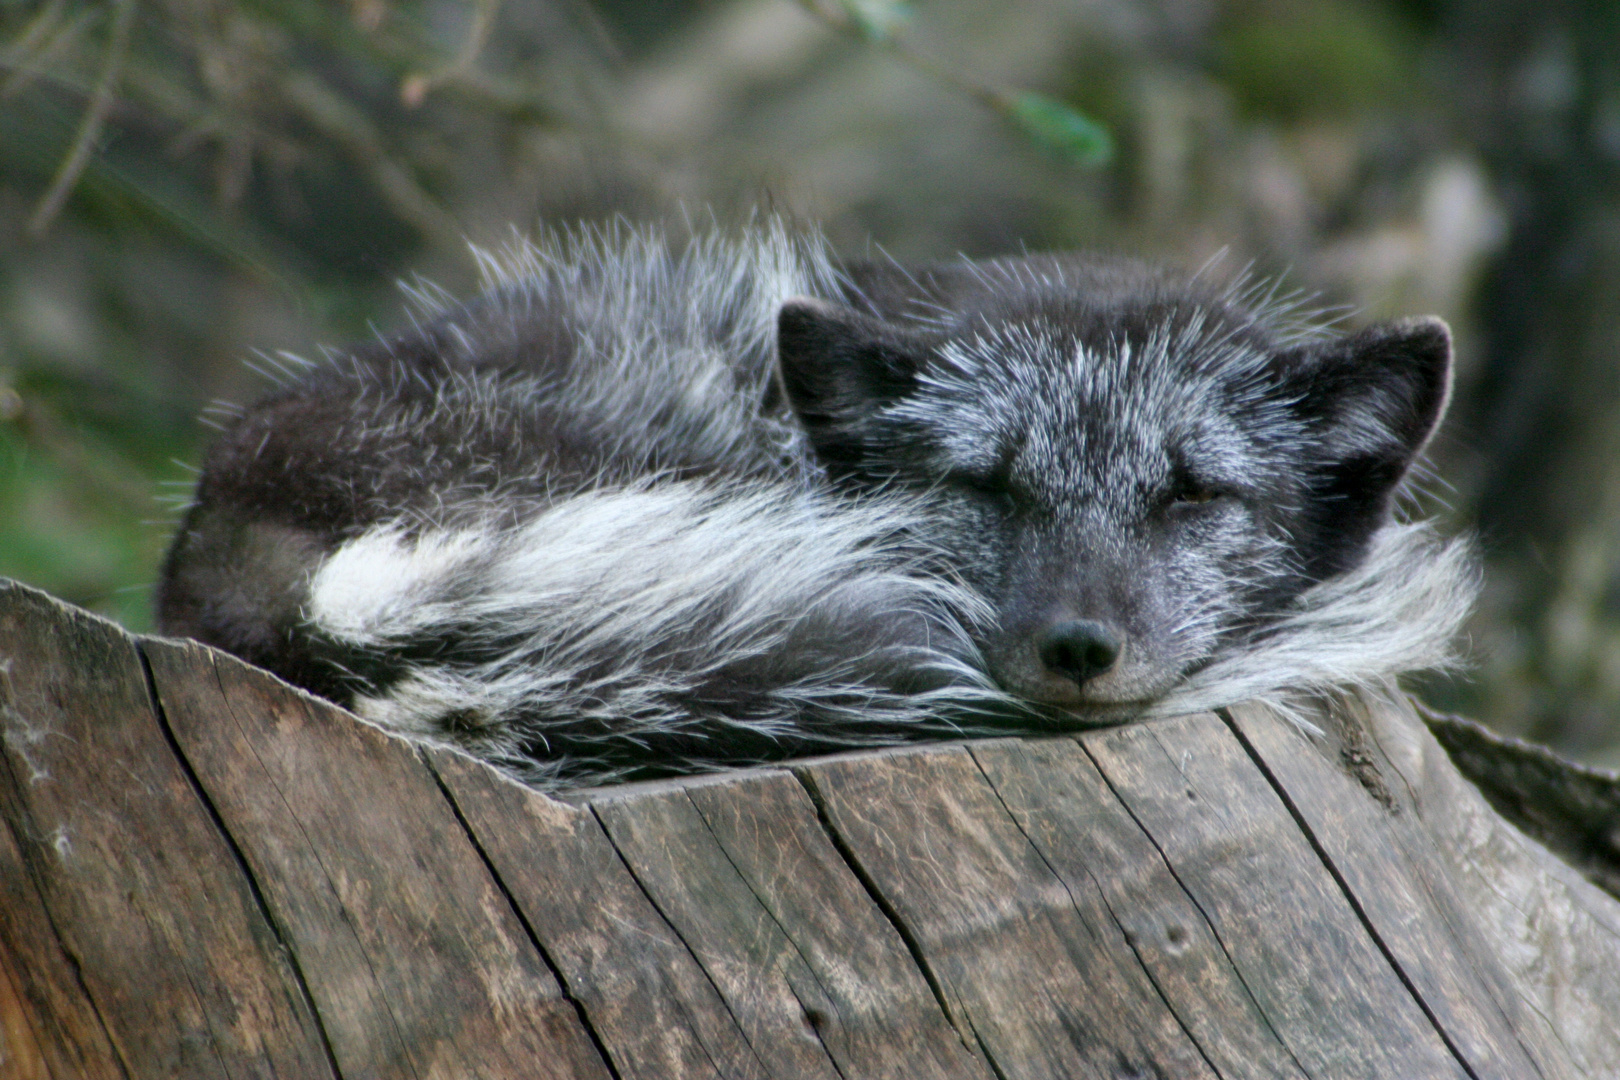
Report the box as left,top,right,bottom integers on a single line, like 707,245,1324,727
0,0,577,627
1001,90,1114,166
1217,0,1417,121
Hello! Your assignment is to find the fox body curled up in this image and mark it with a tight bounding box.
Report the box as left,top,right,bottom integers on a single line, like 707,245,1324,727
158,221,1476,790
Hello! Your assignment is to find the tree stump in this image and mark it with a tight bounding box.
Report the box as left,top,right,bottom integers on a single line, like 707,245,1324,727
0,577,1616,1079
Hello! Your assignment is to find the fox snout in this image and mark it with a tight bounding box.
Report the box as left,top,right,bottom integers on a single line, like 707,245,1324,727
985,605,1151,706
1036,619,1123,688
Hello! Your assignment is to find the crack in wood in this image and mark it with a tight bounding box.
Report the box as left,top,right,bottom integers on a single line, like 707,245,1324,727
4,580,1615,1078
135,642,344,1080
0,639,133,1079
1069,737,1313,1080
1219,708,1486,1080
585,800,788,1079
961,1012,1014,1080
788,765,990,1069
965,743,1230,1080
678,788,854,1080
201,649,421,1079
420,752,626,1080
0,805,133,1080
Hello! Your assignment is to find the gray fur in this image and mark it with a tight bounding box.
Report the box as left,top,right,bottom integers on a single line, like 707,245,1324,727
158,220,1477,790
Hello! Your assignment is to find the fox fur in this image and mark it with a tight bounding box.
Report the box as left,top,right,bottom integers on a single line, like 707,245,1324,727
157,220,1477,790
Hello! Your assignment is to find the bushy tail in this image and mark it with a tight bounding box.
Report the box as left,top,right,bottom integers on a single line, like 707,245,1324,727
303,480,1021,788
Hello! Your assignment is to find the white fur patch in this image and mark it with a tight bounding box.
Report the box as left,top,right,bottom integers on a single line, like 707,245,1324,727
308,527,492,642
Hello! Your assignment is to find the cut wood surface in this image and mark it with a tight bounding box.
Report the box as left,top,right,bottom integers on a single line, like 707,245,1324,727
1,577,1618,1079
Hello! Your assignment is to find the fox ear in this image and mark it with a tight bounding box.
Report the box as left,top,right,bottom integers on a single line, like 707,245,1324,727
776,297,932,471
1283,316,1453,572
1295,315,1453,474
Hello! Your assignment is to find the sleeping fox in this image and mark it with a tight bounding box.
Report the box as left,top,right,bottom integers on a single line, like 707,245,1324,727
158,221,1475,788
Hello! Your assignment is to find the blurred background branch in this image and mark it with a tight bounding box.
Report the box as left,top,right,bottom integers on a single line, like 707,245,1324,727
797,0,1114,164
2,0,1619,768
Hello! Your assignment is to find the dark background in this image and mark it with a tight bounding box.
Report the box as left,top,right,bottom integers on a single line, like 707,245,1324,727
3,0,1617,765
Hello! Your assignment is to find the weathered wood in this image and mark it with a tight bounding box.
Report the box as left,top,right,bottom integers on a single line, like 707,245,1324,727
1423,708,1620,899
799,742,1219,1080
1083,713,1468,1078
590,780,884,1078
1369,693,1620,1077
2,576,1619,1078
0,811,121,1080
426,748,772,1080
0,580,333,1079
560,764,994,1078
682,770,991,1080
1227,699,1578,1079
142,637,612,1080
969,736,1307,1080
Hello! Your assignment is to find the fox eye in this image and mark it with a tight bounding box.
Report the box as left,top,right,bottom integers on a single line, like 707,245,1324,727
954,470,1007,497
948,440,1024,506
1175,485,1216,505
949,466,1018,509
1166,473,1221,508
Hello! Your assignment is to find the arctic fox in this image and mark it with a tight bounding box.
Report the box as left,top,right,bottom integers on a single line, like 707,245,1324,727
157,220,1476,789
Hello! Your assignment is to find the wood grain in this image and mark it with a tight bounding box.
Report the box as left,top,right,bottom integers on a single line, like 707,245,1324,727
4,577,1618,1078
969,736,1307,1080
427,746,769,1080
1225,699,1577,1080
1081,711,1470,1079
1374,695,1620,1076
682,769,993,1080
0,580,333,1079
0,811,119,1080
799,741,1219,1080
144,637,612,1080
590,783,849,1080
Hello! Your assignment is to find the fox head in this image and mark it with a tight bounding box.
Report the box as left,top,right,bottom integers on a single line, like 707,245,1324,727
775,262,1452,710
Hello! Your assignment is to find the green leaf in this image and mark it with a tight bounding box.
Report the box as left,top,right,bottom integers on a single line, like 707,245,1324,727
1001,91,1113,167
835,0,909,43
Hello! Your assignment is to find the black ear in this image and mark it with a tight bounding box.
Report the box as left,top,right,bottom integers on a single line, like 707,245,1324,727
1284,316,1453,574
1297,315,1452,470
776,297,932,471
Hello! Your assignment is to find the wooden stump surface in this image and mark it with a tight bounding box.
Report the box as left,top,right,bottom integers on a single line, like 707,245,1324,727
0,577,1616,1079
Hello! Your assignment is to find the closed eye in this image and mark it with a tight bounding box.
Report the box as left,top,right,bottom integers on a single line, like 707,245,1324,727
1174,485,1217,505
951,470,1008,497
947,466,1021,510
1165,472,1227,509
947,438,1024,508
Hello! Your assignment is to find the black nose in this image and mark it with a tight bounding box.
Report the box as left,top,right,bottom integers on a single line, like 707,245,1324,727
1037,620,1122,686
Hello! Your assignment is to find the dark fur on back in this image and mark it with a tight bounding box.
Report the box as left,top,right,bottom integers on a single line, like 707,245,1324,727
158,221,1475,789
